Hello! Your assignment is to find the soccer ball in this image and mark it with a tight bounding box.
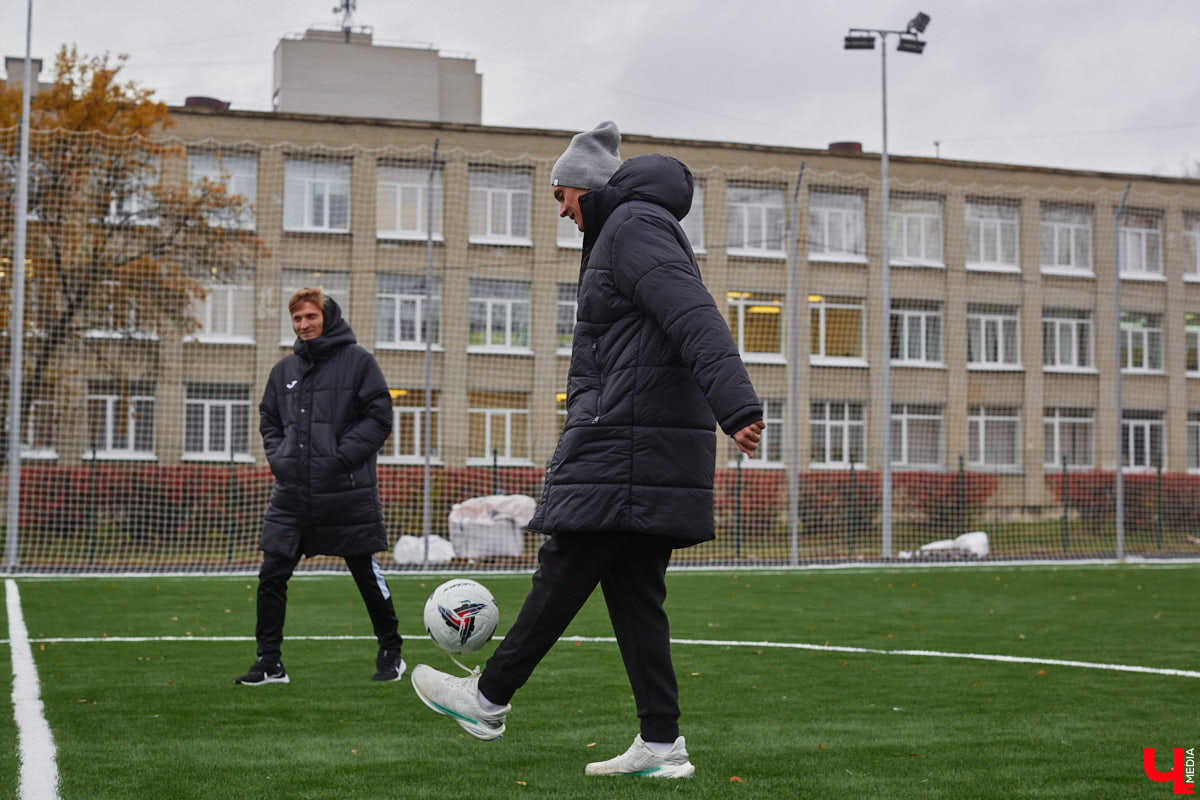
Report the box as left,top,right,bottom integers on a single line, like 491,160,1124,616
423,578,500,654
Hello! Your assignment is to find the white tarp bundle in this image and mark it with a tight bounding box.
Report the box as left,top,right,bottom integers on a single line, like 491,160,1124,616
392,533,457,564
898,530,989,560
448,494,538,559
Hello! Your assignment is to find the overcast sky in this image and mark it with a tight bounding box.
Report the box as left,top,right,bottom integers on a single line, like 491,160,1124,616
3,0,1198,176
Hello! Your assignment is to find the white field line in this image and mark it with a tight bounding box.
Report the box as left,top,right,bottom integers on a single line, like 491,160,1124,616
9,631,1200,681
6,579,61,800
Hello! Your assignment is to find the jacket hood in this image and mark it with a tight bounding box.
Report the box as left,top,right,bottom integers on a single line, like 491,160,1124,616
580,154,694,238
294,296,357,362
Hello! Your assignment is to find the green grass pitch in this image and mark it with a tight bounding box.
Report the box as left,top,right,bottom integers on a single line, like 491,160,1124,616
3,564,1197,799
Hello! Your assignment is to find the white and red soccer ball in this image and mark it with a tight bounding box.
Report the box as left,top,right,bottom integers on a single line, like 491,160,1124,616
423,578,500,654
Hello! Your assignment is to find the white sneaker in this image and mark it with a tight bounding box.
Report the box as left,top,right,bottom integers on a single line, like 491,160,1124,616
584,734,695,778
410,664,509,741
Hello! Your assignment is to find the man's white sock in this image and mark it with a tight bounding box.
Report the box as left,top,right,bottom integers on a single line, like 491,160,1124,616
477,690,506,713
644,739,677,755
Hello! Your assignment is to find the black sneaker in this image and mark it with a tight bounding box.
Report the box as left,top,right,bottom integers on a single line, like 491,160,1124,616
372,647,406,682
235,657,289,685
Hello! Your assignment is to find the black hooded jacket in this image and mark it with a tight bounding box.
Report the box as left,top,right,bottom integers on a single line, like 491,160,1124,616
258,298,392,557
529,154,762,545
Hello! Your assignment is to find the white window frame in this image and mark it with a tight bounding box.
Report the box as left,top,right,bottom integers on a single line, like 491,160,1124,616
809,295,866,367
466,392,532,466
1120,312,1163,373
1121,411,1164,471
680,181,705,254
105,160,159,227
1040,205,1093,276
10,399,57,460
85,383,156,461
376,164,443,242
188,151,256,230
280,270,349,345
808,190,866,263
1118,210,1163,280
1189,412,1200,472
468,168,532,246
890,301,942,366
190,283,255,344
556,283,577,355
1184,213,1200,282
182,384,253,462
965,201,1019,272
1042,309,1093,372
888,196,944,267
809,401,865,469
85,280,157,341
1187,313,1200,377
728,290,785,364
726,184,786,259
890,403,943,469
967,305,1021,370
375,274,441,351
967,406,1021,471
468,278,532,354
283,160,350,233
380,390,442,465
1044,407,1094,469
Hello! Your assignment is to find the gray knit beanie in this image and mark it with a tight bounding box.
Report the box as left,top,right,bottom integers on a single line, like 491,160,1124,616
551,121,621,190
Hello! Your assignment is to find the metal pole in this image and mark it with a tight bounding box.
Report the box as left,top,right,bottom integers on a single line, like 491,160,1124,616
878,34,894,558
787,164,805,567
1113,182,1130,560
5,0,34,570
1061,455,1069,553
422,139,438,565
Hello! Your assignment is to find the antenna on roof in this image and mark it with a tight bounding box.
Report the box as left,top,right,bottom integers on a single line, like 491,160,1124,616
333,0,357,41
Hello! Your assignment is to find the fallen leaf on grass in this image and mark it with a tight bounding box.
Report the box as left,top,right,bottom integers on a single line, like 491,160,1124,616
729,776,743,783
516,781,527,786
586,743,596,748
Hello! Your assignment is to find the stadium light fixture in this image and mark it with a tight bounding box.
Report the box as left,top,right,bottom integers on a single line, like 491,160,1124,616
842,12,930,558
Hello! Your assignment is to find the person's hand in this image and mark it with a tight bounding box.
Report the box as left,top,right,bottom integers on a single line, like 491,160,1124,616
733,420,766,456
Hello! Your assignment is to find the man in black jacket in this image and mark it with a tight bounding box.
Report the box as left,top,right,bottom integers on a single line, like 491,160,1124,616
412,122,765,778
235,288,405,685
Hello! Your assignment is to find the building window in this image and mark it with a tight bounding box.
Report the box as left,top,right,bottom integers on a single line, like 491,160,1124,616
85,381,155,459
968,406,1020,470
890,301,941,365
726,184,785,258
376,164,442,241
1042,309,1092,371
469,168,531,245
810,401,864,468
105,161,159,226
556,391,567,433
183,384,251,460
556,283,577,354
86,281,156,340
382,389,440,464
808,190,865,262
468,278,530,352
376,274,440,349
1189,412,1200,470
889,196,943,266
1184,213,1200,281
1040,205,1092,274
1118,209,1163,278
728,290,783,361
193,283,254,343
891,403,942,468
731,397,784,466
967,304,1020,368
188,151,256,229
1188,313,1200,376
467,390,530,465
5,398,57,459
1120,312,1163,372
1122,410,1164,470
810,295,865,364
680,181,705,253
1044,407,1094,468
556,208,584,249
283,160,350,233
280,270,349,344
965,201,1019,271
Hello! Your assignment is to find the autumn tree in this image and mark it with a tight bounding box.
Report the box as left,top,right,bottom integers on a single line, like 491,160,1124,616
0,46,264,450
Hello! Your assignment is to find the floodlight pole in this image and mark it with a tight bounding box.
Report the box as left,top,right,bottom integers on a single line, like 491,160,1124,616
422,138,439,565
6,0,34,570
846,13,928,559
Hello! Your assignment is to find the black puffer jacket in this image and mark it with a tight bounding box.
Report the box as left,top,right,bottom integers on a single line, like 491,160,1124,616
259,298,392,557
529,154,762,545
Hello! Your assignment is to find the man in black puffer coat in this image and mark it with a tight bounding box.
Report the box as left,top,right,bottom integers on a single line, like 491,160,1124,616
235,288,405,686
412,122,765,778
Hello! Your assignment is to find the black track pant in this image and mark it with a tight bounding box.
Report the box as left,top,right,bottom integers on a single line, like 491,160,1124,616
255,551,403,661
478,530,680,743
